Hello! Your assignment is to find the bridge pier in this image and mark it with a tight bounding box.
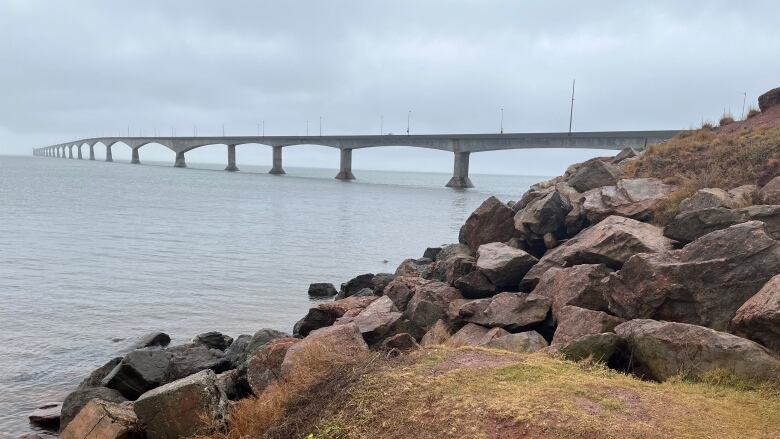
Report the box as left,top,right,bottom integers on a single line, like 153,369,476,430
335,148,356,181
446,152,474,189
67,146,73,159
225,145,239,171
77,145,83,159
269,146,285,175
60,147,65,158
106,145,113,162
131,148,140,164
89,145,95,160
174,151,187,168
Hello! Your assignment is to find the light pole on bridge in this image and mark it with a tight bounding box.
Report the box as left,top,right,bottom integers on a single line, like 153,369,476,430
500,108,504,134
407,110,411,135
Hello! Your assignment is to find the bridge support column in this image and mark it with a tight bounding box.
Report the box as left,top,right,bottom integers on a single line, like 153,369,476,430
446,152,474,189
89,145,95,160
68,146,73,159
60,147,65,158
269,146,285,175
131,148,140,164
174,151,187,168
335,148,355,181
77,145,83,159
106,145,113,162
225,145,239,171
55,148,59,158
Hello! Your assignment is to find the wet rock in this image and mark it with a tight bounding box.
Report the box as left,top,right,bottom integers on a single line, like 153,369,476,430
458,292,551,331
28,402,61,428
395,258,433,277
615,319,780,382
166,343,232,381
568,159,621,192
134,370,228,439
551,306,625,346
133,331,170,349
352,296,404,344
557,333,621,363
608,221,780,330
531,264,613,320
77,357,122,390
247,337,299,395
61,387,127,431
459,196,518,252
293,295,377,337
447,323,509,347
453,270,497,299
515,190,572,235
476,242,538,289
101,349,173,400
759,176,780,204
731,275,780,352
337,273,376,299
485,331,548,353
521,216,672,290
308,282,338,298
281,323,368,376
193,331,233,351
581,178,675,223
60,400,142,439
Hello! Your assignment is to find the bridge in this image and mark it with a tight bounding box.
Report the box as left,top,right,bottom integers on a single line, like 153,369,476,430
32,130,680,188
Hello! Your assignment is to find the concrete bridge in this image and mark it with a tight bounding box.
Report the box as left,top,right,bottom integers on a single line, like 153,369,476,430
32,130,680,188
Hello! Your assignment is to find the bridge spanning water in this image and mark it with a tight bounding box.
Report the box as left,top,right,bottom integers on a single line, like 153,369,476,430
32,130,680,188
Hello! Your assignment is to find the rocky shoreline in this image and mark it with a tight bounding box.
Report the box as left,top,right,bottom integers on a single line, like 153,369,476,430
23,88,780,439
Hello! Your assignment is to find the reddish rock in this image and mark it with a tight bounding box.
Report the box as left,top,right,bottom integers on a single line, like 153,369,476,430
352,296,404,344
458,292,550,331
380,333,420,352
60,399,142,439
293,295,377,337
281,323,368,377
551,306,625,346
28,402,61,428
680,186,755,212
568,159,621,192
581,178,675,223
453,270,497,299
607,221,780,330
485,331,548,353
759,176,780,204
615,319,780,382
420,319,452,346
384,275,431,311
476,242,538,289
758,87,780,112
557,333,621,363
521,216,672,290
731,275,780,352
246,337,299,395
447,323,510,347
134,370,228,439
403,279,464,335
514,190,572,235
459,196,518,252
531,264,613,320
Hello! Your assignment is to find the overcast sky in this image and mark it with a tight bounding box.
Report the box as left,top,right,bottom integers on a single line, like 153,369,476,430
1,0,779,175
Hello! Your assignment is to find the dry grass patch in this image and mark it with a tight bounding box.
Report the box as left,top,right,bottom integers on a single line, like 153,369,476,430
310,347,780,439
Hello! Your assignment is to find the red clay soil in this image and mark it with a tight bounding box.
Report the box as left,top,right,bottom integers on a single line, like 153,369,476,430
718,105,780,135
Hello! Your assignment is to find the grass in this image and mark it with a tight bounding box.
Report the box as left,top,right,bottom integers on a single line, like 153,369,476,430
306,347,780,439
623,117,780,224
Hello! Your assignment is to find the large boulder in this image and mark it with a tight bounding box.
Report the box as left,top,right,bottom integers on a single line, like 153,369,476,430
680,186,756,212
76,357,122,390
293,295,377,337
664,205,780,243
134,370,229,439
743,205,780,239
403,279,464,336
246,337,299,395
447,323,509,347
223,334,251,368
475,242,538,289
581,178,675,223
133,332,171,349
758,86,780,112
428,243,475,284
420,319,452,346
608,221,780,330
485,331,548,353
459,196,518,252
530,264,613,320
237,329,289,366
395,258,433,277
337,273,376,299
557,333,622,363
453,270,497,299
351,296,404,344
568,159,621,192
615,319,780,382
308,283,338,298
166,343,232,381
731,275,780,352
28,402,61,428
551,306,625,346
61,387,127,431
521,216,672,290
101,350,173,400
514,190,572,235
193,331,233,351
458,292,550,331
759,176,780,204
281,323,368,376
60,400,142,439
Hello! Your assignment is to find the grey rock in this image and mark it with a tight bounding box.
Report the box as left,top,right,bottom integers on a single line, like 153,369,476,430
551,305,625,346
101,349,173,400
308,282,338,298
193,331,233,351
485,331,548,353
458,292,551,331
476,242,538,289
558,333,621,363
133,332,170,349
77,357,122,390
568,159,621,192
514,190,572,235
60,387,127,431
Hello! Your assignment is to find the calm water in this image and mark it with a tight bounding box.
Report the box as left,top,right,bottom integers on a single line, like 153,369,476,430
0,155,545,437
